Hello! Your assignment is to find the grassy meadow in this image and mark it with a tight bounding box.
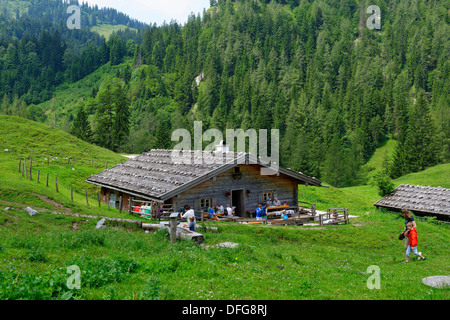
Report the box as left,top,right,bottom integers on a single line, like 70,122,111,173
0,115,449,300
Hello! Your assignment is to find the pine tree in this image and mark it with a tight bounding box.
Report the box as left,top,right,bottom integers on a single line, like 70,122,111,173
112,85,130,152
70,105,93,142
1,94,9,114
93,83,115,150
403,91,439,172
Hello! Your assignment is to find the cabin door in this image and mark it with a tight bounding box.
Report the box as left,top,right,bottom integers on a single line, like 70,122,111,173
231,189,244,217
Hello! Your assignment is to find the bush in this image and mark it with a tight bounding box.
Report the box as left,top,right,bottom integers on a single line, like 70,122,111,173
374,172,395,196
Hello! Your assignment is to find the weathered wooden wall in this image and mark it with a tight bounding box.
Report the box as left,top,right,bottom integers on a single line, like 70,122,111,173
170,164,298,217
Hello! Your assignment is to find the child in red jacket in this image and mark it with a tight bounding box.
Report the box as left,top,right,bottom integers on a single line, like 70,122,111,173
404,221,427,263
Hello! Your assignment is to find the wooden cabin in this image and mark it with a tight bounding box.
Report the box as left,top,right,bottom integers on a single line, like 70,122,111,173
86,149,322,217
374,184,450,220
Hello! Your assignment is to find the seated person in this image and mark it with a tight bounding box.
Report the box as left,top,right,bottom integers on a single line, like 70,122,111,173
188,216,196,232
331,209,338,223
216,202,224,214
273,198,281,206
140,203,151,215
282,209,289,219
226,204,233,216
266,198,272,207
208,205,221,221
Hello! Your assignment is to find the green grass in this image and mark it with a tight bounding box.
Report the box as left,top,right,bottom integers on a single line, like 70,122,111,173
0,115,449,300
361,138,398,183
91,24,136,39
0,115,129,216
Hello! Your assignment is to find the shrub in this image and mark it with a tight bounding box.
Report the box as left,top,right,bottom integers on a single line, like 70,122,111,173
374,172,395,196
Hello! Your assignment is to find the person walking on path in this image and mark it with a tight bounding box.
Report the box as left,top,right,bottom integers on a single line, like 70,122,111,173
400,208,417,250
403,221,426,263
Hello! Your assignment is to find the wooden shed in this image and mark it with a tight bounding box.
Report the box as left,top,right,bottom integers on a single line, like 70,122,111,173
374,184,450,220
86,149,322,217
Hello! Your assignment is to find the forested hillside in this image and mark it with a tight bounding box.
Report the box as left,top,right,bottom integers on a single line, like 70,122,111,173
0,0,448,188
0,0,146,103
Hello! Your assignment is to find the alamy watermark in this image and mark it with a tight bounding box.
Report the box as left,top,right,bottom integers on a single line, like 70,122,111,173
66,5,81,30
66,265,81,290
366,5,381,30
366,265,381,290
171,121,279,175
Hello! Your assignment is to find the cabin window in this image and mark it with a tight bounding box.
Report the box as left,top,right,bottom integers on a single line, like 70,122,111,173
200,198,212,208
258,192,273,203
263,192,273,201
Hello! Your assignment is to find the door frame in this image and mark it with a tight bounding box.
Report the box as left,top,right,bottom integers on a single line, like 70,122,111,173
231,188,245,217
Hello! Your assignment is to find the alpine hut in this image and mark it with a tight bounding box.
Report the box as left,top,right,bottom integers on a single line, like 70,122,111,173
86,148,322,217
374,184,450,220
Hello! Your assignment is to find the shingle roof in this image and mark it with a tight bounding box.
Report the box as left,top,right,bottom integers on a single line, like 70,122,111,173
374,184,450,217
86,149,322,201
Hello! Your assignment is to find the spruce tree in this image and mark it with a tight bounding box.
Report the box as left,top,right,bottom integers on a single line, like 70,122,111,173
70,105,93,142
404,91,438,172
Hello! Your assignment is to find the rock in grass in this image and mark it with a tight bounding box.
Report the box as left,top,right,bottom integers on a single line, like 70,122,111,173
4,207,10,211
422,276,450,289
95,218,107,230
25,207,39,216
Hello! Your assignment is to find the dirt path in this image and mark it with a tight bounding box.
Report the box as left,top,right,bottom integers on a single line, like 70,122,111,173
30,192,72,212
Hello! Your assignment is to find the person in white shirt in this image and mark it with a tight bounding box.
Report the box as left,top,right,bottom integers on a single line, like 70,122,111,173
217,203,224,214
273,198,281,206
182,204,196,224
226,204,233,216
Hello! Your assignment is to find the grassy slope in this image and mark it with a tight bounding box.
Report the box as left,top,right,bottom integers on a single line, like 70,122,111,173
0,116,448,300
91,24,136,39
37,61,126,129
361,138,398,182
0,115,129,216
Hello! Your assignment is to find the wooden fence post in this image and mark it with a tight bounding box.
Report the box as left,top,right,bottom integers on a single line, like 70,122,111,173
46,173,49,187
105,162,108,170
37,170,40,184
22,161,24,177
97,192,101,207
85,190,89,206
55,177,58,192
169,212,178,244
70,186,73,202
129,197,133,215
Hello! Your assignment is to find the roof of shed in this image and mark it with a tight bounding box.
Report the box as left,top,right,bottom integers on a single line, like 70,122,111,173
86,149,322,201
374,184,450,216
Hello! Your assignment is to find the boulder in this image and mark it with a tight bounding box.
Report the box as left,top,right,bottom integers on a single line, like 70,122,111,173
422,276,450,289
25,207,39,216
95,218,107,230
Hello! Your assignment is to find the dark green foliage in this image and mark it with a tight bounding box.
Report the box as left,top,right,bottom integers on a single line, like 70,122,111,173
0,0,448,187
70,106,93,142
